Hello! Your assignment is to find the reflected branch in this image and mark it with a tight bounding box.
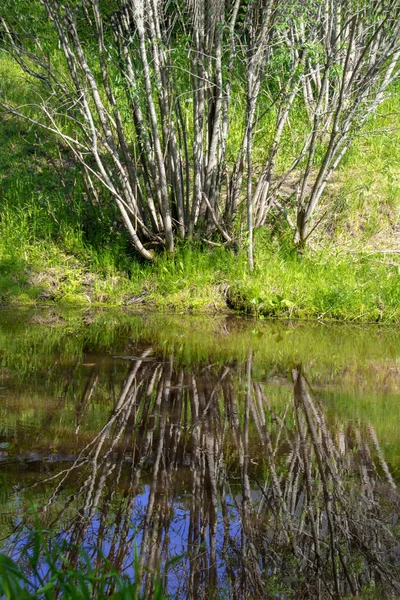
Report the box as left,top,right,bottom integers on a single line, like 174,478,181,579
5,352,400,599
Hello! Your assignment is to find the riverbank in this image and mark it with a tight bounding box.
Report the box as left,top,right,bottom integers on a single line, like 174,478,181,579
1,237,399,322
1,58,399,323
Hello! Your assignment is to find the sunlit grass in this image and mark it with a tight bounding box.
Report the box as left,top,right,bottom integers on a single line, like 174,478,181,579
0,52,399,319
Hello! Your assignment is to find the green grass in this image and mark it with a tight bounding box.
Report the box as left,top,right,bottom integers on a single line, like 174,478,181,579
225,232,400,321
0,52,399,321
0,512,165,600
1,219,400,320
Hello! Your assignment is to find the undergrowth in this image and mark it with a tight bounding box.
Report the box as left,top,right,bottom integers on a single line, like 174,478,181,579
1,228,399,321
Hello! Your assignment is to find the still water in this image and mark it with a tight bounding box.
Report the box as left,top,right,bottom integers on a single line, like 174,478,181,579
0,309,399,598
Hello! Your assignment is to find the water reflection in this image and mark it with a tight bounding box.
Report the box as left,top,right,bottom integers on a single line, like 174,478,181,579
2,347,400,599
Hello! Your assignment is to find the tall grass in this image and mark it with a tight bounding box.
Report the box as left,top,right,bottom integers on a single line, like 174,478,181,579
138,235,400,321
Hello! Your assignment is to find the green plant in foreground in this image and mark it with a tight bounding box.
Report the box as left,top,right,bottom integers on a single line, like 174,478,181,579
0,508,166,600
0,549,165,600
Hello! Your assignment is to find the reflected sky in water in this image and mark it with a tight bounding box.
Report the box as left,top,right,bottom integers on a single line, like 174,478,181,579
0,310,400,598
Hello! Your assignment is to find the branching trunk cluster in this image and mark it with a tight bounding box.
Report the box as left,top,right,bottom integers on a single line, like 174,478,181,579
1,0,399,260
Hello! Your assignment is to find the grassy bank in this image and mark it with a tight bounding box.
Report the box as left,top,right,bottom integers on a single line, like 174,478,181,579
1,233,399,322
0,53,399,322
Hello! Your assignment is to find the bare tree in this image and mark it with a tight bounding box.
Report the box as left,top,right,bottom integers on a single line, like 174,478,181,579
1,0,399,263
290,0,400,244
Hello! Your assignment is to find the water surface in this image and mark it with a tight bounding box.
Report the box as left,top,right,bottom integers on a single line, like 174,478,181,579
0,309,399,598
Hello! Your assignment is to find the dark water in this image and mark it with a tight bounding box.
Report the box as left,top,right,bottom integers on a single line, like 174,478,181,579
0,309,400,598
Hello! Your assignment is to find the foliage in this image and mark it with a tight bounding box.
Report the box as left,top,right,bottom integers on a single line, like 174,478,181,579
0,509,166,599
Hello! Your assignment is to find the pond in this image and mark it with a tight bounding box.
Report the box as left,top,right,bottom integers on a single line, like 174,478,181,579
0,309,399,598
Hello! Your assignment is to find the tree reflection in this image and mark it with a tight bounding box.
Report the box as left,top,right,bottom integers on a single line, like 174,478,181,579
11,349,400,599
